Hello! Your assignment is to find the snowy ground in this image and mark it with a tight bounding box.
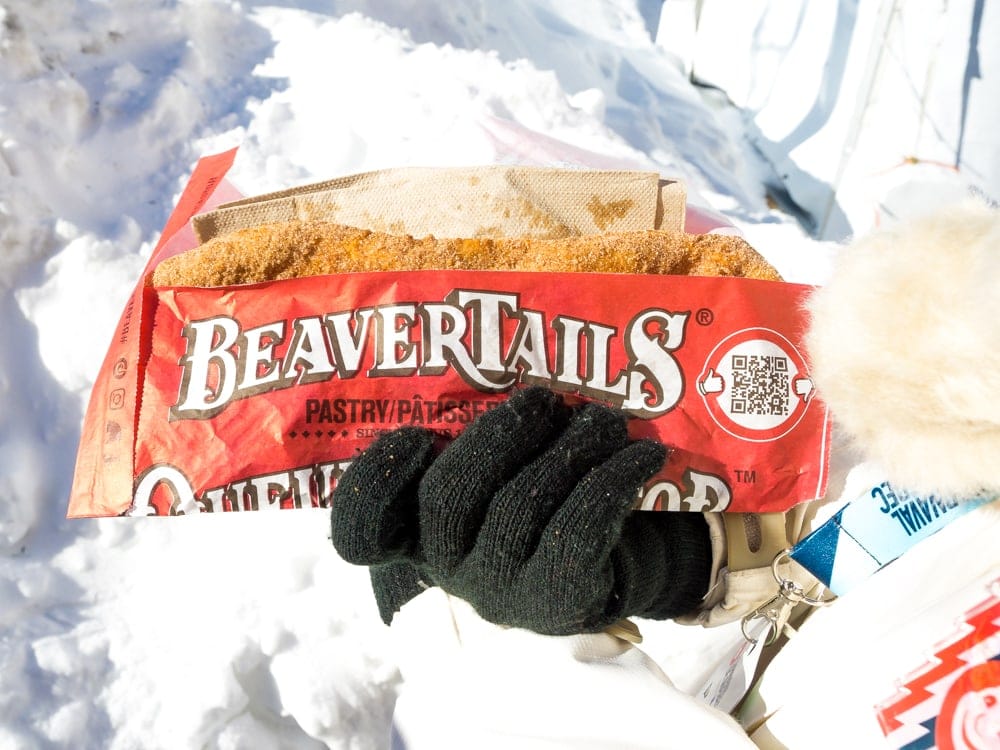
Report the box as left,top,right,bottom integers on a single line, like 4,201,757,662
0,2,987,748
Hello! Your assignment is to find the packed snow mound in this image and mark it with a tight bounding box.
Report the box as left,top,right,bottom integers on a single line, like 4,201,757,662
0,1,795,747
6,0,964,747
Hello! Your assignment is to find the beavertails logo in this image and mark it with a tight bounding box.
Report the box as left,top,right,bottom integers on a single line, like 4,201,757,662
169,289,691,421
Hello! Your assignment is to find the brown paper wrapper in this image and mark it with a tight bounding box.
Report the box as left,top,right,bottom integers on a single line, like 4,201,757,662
193,166,685,242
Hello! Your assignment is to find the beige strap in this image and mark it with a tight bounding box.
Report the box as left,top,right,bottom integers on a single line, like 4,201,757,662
603,619,643,645
192,165,686,242
723,512,792,572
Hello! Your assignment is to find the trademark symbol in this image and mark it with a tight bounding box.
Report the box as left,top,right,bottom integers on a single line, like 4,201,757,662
735,469,757,483
695,308,714,326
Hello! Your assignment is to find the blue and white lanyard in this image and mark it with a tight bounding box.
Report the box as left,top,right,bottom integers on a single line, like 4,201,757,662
789,481,993,596
741,481,994,644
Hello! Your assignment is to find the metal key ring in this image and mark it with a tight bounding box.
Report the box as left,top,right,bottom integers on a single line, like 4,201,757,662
741,611,780,648
771,549,834,608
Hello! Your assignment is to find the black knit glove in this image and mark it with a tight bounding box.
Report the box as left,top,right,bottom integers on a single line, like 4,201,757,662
331,387,712,635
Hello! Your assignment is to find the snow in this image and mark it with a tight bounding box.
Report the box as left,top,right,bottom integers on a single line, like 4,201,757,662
682,0,1000,239
0,1,992,748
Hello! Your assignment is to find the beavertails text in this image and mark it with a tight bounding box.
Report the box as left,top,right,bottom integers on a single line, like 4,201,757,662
169,289,690,420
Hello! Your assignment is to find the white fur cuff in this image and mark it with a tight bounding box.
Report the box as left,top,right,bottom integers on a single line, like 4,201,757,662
805,201,1000,497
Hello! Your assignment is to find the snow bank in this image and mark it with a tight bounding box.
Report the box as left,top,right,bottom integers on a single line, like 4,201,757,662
683,0,1000,239
1,1,830,747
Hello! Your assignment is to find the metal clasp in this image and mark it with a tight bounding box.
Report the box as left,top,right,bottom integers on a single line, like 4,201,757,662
740,549,834,648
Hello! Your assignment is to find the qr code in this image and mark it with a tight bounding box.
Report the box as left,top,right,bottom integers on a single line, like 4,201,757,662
730,354,790,416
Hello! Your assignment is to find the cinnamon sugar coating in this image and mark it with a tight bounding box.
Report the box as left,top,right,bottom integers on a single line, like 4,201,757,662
151,221,782,287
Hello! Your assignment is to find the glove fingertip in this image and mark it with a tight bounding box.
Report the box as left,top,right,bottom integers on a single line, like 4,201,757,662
370,562,430,625
331,426,435,564
533,438,668,567
625,438,669,481
570,401,628,447
508,383,561,408
338,426,436,496
504,385,570,429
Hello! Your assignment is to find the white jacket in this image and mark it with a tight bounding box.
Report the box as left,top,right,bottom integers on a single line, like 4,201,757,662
743,478,1000,748
388,480,998,750
390,201,1000,749
390,589,756,749
744,200,1000,748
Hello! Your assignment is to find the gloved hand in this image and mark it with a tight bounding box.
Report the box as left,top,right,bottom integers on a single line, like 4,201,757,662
331,386,712,635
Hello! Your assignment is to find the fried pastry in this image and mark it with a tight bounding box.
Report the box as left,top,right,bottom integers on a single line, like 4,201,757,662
151,221,781,286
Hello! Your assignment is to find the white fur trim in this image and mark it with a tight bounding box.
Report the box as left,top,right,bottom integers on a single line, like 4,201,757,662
806,200,1000,497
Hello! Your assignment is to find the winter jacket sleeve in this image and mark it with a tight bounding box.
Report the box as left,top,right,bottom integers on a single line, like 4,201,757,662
389,586,758,749
679,506,825,629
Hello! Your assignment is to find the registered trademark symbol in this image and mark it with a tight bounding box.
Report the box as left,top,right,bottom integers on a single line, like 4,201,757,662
696,308,714,326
